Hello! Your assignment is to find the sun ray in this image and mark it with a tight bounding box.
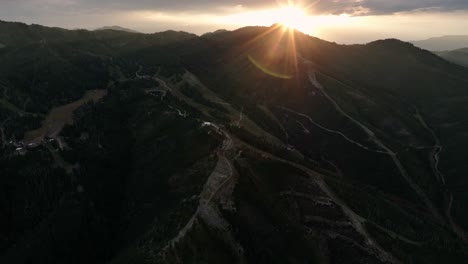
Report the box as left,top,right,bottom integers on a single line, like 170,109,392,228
227,2,311,80
276,5,307,30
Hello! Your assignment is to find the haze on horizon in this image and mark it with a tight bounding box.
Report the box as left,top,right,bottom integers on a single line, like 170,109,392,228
1,0,468,44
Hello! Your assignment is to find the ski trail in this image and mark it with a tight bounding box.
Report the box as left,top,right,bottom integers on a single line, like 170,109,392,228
414,108,446,185
237,139,400,263
315,177,401,263
301,58,445,224
308,72,381,141
321,155,344,178
415,109,468,243
446,194,468,244
296,120,310,134
168,105,187,118
280,106,390,155
235,107,243,127
366,220,424,246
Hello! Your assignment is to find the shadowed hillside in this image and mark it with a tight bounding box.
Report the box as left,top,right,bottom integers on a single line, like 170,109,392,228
1,21,468,264
437,48,468,67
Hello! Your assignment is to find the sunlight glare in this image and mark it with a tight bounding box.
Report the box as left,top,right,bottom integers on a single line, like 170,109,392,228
275,5,308,31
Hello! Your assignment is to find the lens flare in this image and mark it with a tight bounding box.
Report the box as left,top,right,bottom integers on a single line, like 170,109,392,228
276,5,308,31
248,55,293,80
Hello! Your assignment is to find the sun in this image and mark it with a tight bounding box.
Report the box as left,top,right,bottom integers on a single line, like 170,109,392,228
275,5,308,31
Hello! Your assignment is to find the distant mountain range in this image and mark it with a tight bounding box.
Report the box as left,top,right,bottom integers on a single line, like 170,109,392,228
411,35,468,51
95,25,140,33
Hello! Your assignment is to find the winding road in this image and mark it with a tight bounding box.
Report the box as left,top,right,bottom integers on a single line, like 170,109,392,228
160,126,238,255
414,108,468,243
300,58,445,224
280,106,390,155
414,109,446,185
235,138,400,263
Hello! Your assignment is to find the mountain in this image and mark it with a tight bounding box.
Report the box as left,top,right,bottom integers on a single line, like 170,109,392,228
411,35,468,51
95,25,140,33
202,29,230,37
436,48,468,67
1,21,468,264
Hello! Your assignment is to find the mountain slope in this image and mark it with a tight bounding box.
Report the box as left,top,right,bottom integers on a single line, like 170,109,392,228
437,48,468,67
95,26,140,33
411,35,468,51
1,22,468,264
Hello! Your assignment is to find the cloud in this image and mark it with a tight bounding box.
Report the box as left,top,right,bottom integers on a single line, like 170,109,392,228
1,0,468,34
301,0,468,15
2,0,468,16
352,0,468,15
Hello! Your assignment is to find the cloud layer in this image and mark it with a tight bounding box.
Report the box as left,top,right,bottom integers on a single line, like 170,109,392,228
2,0,468,16
327,0,468,15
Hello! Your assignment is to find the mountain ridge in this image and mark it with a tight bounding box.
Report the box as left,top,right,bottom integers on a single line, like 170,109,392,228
1,20,468,264
411,35,468,51
95,25,140,33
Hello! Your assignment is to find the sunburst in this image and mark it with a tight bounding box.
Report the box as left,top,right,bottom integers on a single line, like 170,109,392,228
275,5,309,31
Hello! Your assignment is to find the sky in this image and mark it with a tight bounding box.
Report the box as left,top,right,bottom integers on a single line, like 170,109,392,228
1,0,468,43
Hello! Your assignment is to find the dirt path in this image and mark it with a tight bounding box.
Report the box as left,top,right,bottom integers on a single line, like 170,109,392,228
182,71,284,146
140,68,284,148
296,120,310,134
235,107,243,128
366,220,425,246
160,128,244,260
168,105,187,118
414,109,467,243
301,58,445,224
321,155,344,178
280,106,390,154
315,177,400,263
447,194,468,244
235,137,400,263
135,65,145,79
414,109,445,184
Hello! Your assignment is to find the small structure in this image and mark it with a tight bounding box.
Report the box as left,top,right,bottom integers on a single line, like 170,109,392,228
26,142,40,150
14,147,27,156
